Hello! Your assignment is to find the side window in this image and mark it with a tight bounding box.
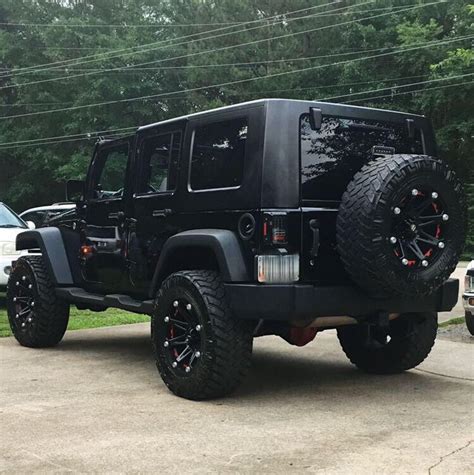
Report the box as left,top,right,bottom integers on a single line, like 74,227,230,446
190,118,247,191
92,144,129,199
138,131,181,194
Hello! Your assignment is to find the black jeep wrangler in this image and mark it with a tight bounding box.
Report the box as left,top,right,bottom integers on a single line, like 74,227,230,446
7,99,467,400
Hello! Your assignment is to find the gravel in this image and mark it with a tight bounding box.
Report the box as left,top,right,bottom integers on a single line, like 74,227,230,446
437,322,473,344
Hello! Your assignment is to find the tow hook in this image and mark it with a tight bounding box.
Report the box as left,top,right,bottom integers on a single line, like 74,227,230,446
364,312,391,349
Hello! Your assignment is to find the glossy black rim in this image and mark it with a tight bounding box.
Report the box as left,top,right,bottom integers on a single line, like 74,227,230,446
11,274,36,331
162,298,203,374
390,187,448,268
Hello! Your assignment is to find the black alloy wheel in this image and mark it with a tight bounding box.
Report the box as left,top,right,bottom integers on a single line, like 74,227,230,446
389,186,448,269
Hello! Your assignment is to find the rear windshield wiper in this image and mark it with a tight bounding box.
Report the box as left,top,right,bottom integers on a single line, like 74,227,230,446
346,123,392,133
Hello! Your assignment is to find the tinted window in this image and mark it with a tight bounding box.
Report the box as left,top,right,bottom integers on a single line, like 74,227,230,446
21,211,47,227
139,132,181,193
300,114,424,200
190,118,247,190
93,144,129,199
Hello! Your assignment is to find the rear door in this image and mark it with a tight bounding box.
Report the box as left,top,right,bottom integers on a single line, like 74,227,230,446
128,124,184,294
82,138,134,292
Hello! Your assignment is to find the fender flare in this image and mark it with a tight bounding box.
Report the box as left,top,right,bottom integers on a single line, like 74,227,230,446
149,229,249,297
16,228,74,285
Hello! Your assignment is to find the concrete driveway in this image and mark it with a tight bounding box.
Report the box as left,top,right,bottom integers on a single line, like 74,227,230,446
1,323,473,473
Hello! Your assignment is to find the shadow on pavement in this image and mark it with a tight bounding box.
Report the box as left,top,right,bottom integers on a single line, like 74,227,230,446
49,328,444,402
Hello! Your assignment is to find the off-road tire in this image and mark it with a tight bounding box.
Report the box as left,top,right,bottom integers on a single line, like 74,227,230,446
465,311,474,336
337,154,466,297
337,312,437,374
152,270,253,400
7,256,69,347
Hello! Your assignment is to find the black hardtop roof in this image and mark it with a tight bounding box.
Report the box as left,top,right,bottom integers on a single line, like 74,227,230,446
99,98,427,145
137,98,425,131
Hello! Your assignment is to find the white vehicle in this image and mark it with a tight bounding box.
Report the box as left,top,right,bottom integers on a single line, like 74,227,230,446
20,203,75,228
463,260,474,335
0,203,34,291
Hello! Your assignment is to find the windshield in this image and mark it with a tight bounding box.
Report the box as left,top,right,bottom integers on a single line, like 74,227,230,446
0,204,27,228
300,114,424,201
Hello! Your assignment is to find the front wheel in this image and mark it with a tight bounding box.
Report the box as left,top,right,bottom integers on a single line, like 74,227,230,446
337,312,437,374
151,270,254,400
7,256,69,347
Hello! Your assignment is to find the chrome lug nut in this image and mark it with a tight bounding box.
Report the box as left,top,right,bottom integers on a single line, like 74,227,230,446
185,367,191,373
442,214,449,221
16,281,20,286
186,303,192,311
438,242,445,249
195,325,202,332
393,207,401,215
411,189,418,196
163,341,169,348
28,284,33,289
22,276,26,281
164,316,170,323
389,236,397,244
27,317,32,322
431,192,438,199
422,260,429,267
15,313,19,319
195,351,201,358
173,300,179,308
21,322,26,328
402,258,409,266
30,301,35,307
13,297,17,302
172,362,178,368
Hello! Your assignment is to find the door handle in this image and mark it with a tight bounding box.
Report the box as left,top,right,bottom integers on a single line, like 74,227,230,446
309,219,320,257
152,208,173,217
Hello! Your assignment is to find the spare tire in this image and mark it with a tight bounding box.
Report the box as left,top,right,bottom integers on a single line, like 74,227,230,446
336,154,467,297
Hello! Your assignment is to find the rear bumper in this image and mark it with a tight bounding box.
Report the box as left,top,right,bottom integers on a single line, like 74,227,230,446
224,279,459,321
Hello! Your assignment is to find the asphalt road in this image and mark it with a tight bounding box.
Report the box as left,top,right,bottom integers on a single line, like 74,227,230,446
1,323,473,474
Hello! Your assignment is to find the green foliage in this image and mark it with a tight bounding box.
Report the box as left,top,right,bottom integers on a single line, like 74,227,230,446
0,0,472,233
0,300,149,337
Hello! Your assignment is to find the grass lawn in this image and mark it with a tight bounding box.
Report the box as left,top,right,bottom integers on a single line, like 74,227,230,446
0,295,149,338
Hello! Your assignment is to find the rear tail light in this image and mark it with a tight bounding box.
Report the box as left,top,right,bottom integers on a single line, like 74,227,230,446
263,212,288,245
257,253,299,283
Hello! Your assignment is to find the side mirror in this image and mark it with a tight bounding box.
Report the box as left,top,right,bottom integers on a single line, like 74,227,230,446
26,221,36,230
66,180,85,203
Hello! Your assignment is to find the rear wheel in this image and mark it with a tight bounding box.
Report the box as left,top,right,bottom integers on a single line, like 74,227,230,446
152,270,253,400
7,256,69,347
337,312,437,374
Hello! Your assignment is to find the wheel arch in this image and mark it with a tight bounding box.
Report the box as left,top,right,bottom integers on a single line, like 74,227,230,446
149,229,249,298
16,228,74,286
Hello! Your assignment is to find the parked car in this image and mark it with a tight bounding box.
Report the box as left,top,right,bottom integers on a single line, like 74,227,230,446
20,203,75,228
0,203,34,292
463,260,474,335
6,99,467,400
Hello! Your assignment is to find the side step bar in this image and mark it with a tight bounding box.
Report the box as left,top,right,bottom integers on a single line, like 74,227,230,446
56,287,154,315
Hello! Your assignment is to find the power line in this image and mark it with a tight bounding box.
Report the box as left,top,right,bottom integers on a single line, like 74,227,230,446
346,80,474,104
0,79,470,152
0,1,344,78
7,35,471,75
0,5,407,29
0,73,437,108
0,2,365,87
0,2,441,91
320,72,474,101
0,33,463,121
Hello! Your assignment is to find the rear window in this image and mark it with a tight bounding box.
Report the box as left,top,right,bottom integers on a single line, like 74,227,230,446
300,114,424,201
190,118,248,191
